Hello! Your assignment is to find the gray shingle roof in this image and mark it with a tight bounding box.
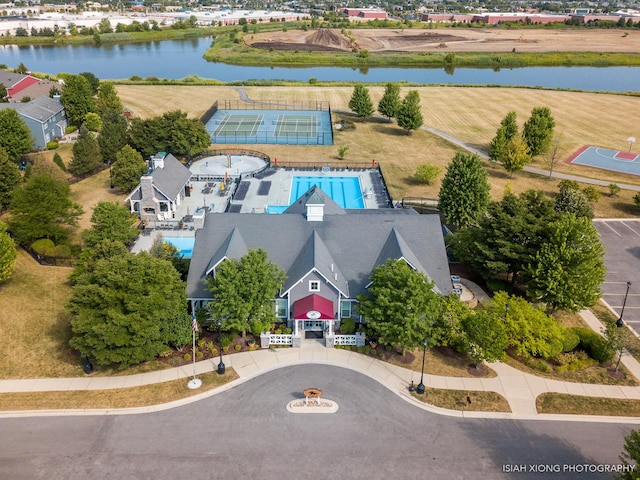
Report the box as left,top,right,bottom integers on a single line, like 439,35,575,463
187,198,452,301
0,71,27,89
205,226,249,275
150,153,191,201
0,95,64,123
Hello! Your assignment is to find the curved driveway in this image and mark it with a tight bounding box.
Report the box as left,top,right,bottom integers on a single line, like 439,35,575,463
0,365,633,480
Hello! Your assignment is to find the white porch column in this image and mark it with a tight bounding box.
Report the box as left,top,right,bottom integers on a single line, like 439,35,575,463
294,319,299,336
328,319,333,336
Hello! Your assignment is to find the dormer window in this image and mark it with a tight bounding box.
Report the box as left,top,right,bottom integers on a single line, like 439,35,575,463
309,280,320,292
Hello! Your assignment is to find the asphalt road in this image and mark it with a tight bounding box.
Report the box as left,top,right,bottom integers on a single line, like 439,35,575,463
595,219,640,331
0,365,635,480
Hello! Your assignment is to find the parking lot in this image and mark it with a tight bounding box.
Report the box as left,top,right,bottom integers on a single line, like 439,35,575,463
594,219,640,332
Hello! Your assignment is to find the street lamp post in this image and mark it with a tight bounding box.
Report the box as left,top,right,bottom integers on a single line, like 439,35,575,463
617,281,632,328
416,338,428,395
217,318,226,374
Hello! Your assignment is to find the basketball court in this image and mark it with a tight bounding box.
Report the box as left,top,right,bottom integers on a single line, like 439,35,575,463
567,145,640,176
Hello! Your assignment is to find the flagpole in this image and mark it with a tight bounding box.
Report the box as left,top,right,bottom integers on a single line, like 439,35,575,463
187,314,202,389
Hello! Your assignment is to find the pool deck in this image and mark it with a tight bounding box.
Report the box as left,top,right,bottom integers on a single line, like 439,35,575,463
130,163,392,255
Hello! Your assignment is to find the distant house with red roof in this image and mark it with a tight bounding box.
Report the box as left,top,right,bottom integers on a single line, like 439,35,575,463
0,70,59,102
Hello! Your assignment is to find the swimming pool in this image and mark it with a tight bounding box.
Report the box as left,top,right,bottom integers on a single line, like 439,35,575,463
161,237,195,259
289,176,365,209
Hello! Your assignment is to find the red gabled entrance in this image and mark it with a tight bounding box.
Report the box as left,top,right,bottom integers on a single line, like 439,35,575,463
293,294,334,320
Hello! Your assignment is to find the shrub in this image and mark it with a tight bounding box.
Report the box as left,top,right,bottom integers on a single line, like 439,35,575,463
309,77,318,85
378,352,385,358
521,355,552,373
196,351,204,358
337,145,349,159
582,185,600,203
53,244,72,257
220,334,234,348
31,238,55,255
609,184,621,197
234,344,242,352
211,348,218,356
53,153,66,171
65,126,78,135
183,353,191,361
573,327,614,363
555,350,597,372
414,164,442,184
340,317,356,334
560,327,580,353
46,140,59,150
130,75,142,81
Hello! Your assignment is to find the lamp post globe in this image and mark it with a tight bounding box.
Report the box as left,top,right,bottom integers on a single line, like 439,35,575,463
416,338,428,395
217,318,225,375
617,281,632,328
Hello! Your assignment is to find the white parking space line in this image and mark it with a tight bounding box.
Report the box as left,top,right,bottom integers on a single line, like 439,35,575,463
621,220,640,237
599,221,622,236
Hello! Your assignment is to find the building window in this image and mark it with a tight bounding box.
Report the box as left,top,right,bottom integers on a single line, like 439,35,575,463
309,280,320,292
341,301,352,318
275,299,287,318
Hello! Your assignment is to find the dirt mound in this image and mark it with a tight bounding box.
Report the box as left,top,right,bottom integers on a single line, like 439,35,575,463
306,28,352,50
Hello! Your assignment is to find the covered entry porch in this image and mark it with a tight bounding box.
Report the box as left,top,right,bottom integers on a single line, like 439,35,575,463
292,293,335,339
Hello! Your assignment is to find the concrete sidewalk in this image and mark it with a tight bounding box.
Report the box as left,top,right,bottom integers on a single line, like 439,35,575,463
2,309,640,423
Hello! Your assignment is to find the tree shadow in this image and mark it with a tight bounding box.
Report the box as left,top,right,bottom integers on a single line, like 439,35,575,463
459,419,628,479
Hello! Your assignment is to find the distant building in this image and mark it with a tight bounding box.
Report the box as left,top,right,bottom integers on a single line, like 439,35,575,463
342,8,388,20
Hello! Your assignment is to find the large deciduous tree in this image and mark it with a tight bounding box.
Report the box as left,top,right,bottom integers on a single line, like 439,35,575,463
461,310,508,367
617,430,640,480
0,221,17,284
450,190,557,288
0,83,8,102
110,144,147,193
356,259,443,354
79,71,100,95
96,81,124,117
0,108,33,161
438,152,491,229
128,110,209,159
0,146,22,213
396,90,423,134
522,214,605,311
8,173,83,245
60,74,96,127
348,84,374,118
69,252,191,369
523,106,555,156
82,201,139,249
377,82,401,121
206,249,286,340
554,182,594,219
69,125,101,176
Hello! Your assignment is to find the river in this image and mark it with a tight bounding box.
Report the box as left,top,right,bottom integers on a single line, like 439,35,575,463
1,37,639,92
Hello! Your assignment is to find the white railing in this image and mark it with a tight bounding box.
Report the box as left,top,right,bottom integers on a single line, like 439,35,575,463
334,335,358,346
269,334,293,345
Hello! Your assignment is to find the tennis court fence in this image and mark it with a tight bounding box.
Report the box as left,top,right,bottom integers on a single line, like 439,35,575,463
211,131,331,146
218,99,330,112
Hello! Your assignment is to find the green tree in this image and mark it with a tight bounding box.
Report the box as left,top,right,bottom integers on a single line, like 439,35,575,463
617,430,640,480
555,183,594,219
501,134,531,177
396,90,423,134
69,126,101,176
0,147,22,213
438,152,491,229
488,111,518,164
356,259,444,355
602,319,627,372
490,291,563,359
523,106,555,156
83,112,102,132
461,310,508,367
68,252,191,369
450,190,557,287
83,201,139,249
414,163,441,184
60,74,96,127
70,238,129,284
79,71,100,94
635,192,640,209
170,115,211,160
0,83,7,102
8,173,83,245
206,249,286,340
149,237,189,281
15,62,27,74
522,214,605,311
110,144,147,193
98,110,128,164
96,81,123,117
0,221,17,283
0,108,33,161
377,82,401,121
348,84,374,118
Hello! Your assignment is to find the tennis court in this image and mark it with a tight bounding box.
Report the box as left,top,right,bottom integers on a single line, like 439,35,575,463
206,109,333,146
567,145,640,176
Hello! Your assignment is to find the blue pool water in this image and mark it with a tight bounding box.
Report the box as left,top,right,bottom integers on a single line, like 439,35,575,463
266,176,365,213
161,237,195,259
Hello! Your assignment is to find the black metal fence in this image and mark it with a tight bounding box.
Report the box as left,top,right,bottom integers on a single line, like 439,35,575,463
219,99,329,112
22,245,76,267
200,100,219,125
211,131,330,146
